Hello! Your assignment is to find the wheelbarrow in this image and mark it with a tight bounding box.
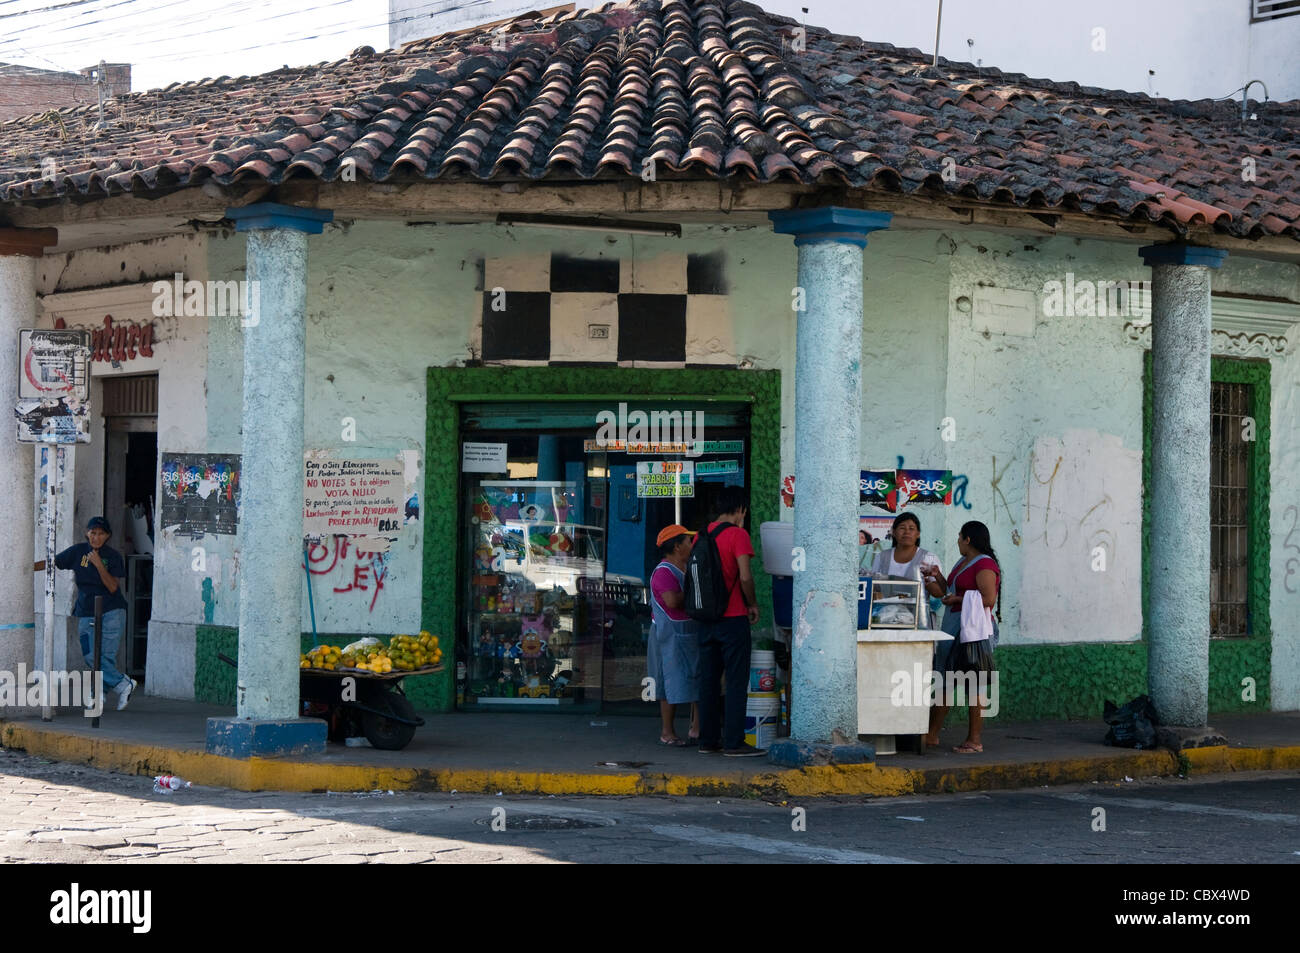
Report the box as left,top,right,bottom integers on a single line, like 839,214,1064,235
217,652,439,751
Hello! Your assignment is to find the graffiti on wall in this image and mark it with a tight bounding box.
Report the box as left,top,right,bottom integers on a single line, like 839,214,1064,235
1283,505,1300,595
303,535,393,613
1018,431,1140,642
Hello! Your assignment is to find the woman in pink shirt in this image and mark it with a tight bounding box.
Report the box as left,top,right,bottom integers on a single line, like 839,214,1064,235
647,524,701,745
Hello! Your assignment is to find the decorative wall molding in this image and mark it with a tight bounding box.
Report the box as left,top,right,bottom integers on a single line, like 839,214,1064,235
1123,295,1299,357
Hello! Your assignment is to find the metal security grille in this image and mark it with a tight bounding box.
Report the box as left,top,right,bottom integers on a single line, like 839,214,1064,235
101,374,158,417
1210,381,1252,635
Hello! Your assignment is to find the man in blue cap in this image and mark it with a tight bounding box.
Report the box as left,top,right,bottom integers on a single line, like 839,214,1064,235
54,516,134,709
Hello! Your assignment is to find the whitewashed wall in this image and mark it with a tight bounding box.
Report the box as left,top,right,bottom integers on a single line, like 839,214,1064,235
34,235,209,697
28,218,1298,711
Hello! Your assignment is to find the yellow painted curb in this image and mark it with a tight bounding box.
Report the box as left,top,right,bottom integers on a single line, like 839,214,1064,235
1185,744,1300,773
3,719,1297,798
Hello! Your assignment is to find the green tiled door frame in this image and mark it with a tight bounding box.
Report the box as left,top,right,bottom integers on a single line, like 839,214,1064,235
416,367,782,713
1141,352,1272,711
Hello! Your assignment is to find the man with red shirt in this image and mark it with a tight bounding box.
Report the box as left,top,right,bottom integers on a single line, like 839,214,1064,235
697,486,764,756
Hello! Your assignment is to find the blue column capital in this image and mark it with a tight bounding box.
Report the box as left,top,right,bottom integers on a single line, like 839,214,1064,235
1138,243,1228,269
226,202,334,234
769,207,892,248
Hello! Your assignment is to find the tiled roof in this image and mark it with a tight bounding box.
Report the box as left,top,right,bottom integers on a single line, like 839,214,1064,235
2,0,1299,241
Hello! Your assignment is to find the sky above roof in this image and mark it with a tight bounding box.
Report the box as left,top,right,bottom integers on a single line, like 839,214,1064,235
3,0,1297,243
5,0,1293,101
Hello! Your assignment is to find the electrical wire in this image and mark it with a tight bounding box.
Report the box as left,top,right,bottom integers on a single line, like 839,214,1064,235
0,0,279,54
0,0,118,22
136,0,492,67
0,0,492,74
0,0,496,60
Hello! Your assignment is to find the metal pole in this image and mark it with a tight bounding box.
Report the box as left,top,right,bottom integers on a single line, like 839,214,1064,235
933,0,943,67
91,594,102,728
40,444,57,721
674,465,681,525
303,539,318,644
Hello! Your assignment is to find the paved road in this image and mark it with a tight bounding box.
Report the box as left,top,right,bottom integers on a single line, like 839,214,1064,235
2,747,1297,864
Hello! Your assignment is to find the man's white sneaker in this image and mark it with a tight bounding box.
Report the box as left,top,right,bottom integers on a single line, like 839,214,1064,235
116,676,136,711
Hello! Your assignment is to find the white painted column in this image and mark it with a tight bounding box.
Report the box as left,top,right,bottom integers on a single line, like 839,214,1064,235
1140,243,1227,728
770,208,891,752
0,228,56,698
225,205,332,722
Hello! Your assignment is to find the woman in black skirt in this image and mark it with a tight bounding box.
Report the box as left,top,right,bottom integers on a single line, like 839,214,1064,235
920,521,1002,753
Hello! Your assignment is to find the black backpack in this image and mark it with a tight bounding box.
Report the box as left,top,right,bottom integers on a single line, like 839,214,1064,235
683,523,738,623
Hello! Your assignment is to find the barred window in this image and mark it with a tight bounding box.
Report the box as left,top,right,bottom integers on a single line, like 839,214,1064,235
1251,0,1300,23
1209,381,1252,635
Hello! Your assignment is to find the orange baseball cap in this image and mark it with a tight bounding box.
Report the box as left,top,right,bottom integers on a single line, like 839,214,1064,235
656,524,695,547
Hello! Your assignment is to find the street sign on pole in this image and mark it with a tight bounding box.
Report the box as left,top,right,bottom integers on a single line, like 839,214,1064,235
17,329,90,720
16,328,90,444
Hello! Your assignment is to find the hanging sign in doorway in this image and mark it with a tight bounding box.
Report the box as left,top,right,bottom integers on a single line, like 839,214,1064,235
636,461,694,498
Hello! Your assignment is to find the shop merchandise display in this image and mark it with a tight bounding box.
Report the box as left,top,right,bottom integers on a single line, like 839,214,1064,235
466,481,593,703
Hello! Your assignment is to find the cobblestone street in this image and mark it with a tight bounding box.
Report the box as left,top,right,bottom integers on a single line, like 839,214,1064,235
4,748,1298,865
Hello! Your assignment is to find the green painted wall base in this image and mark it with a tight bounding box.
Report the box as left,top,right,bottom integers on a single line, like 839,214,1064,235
941,637,1271,724
198,622,1270,723
200,621,1268,717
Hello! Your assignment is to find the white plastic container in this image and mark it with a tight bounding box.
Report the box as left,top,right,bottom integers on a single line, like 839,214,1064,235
749,649,778,693
759,521,795,575
743,693,780,750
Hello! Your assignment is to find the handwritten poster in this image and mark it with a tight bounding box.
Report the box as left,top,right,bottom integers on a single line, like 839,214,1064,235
304,457,409,538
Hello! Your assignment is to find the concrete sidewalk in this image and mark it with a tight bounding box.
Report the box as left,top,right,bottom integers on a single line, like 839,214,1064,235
2,697,1298,797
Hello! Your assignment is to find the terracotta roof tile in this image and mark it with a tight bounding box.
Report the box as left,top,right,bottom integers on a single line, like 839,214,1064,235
1,0,1298,240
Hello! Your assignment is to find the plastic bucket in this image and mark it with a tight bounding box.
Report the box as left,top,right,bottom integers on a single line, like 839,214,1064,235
749,649,778,693
744,692,780,750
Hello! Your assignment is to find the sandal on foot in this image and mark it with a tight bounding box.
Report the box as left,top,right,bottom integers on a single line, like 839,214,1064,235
658,736,686,747
952,742,983,754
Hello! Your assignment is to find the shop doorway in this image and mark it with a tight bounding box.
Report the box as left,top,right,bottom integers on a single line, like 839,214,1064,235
456,400,750,714
101,374,157,681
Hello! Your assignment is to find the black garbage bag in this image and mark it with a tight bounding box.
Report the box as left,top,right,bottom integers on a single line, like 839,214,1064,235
1102,694,1160,749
